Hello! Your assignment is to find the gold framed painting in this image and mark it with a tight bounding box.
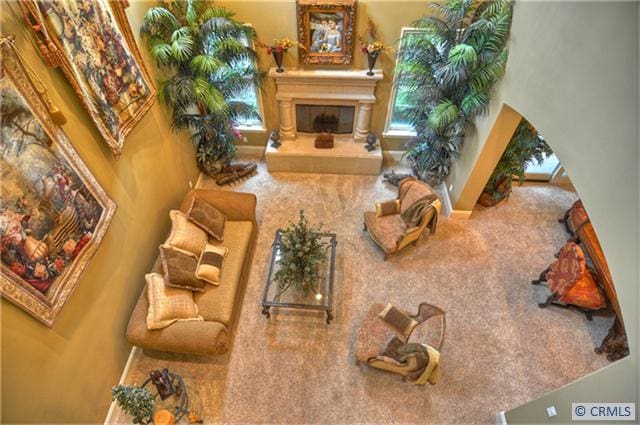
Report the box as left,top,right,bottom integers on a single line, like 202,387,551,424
297,0,357,65
19,0,155,156
0,37,116,326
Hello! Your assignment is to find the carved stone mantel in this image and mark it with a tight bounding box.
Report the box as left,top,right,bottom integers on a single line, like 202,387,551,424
269,68,383,142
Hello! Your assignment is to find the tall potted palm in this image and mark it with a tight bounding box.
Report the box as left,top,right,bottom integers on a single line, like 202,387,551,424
141,0,263,175
397,0,513,185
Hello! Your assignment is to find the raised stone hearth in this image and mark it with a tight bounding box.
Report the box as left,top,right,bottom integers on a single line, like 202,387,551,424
265,68,383,175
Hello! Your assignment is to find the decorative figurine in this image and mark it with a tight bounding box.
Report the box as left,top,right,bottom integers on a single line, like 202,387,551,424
269,129,281,149
150,369,176,400
365,132,379,151
314,129,334,149
383,170,413,187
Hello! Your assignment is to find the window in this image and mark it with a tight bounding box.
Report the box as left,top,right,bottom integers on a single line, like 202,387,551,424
384,27,426,136
228,31,265,131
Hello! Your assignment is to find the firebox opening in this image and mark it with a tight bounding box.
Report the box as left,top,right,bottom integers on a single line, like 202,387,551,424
296,104,355,134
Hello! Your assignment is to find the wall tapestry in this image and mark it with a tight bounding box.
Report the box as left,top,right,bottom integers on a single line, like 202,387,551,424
0,37,116,326
297,0,357,65
19,0,155,156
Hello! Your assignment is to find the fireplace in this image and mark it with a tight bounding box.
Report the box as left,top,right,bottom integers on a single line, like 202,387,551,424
266,68,383,175
296,104,355,135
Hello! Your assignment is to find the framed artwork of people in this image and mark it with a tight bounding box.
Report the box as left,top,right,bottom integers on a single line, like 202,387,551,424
297,0,357,65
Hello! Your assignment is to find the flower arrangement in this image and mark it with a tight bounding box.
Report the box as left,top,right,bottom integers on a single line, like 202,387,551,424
273,210,329,294
259,37,305,54
360,40,387,57
358,19,392,57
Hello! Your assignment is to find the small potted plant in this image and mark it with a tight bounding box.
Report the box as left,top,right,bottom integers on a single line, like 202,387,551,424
258,37,305,73
274,210,329,294
112,384,155,424
359,20,391,76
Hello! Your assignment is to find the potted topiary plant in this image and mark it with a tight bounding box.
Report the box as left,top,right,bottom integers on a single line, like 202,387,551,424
112,384,155,424
478,118,553,206
274,210,329,294
140,0,263,176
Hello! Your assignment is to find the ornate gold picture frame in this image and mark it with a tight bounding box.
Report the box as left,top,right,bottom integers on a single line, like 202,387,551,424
0,37,116,326
297,0,357,65
19,0,155,156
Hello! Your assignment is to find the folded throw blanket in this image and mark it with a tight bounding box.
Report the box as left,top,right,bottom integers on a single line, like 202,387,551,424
400,194,440,231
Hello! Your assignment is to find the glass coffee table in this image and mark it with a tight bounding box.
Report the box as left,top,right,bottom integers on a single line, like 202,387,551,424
261,230,337,324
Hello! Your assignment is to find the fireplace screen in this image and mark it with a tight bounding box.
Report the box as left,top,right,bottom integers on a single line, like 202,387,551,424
296,104,355,134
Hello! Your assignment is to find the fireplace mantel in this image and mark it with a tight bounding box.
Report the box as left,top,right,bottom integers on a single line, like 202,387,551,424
269,68,383,142
266,67,384,175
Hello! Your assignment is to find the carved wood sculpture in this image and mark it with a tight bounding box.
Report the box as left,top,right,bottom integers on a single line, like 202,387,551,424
215,162,258,186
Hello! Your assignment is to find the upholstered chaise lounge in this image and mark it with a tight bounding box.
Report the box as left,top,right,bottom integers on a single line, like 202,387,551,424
126,189,258,356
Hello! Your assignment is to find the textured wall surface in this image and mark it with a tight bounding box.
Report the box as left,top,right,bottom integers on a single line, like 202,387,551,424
447,2,639,422
0,2,199,423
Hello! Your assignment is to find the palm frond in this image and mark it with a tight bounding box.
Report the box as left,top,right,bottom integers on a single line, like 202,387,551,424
141,7,179,38
428,99,459,129
447,43,478,69
460,89,490,117
150,42,173,66
190,54,225,74
468,49,508,90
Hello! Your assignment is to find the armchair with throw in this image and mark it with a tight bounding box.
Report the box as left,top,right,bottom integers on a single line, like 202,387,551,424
363,177,441,260
355,302,446,385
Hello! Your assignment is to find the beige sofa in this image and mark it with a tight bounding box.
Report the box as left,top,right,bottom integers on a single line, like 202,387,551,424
126,189,258,356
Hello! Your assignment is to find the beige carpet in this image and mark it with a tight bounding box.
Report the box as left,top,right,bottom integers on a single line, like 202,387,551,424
111,161,613,424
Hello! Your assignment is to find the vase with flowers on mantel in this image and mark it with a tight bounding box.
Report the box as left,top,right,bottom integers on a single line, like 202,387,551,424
261,37,304,73
360,40,388,76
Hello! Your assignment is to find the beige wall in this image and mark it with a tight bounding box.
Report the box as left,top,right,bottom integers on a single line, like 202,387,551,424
0,1,427,423
216,0,428,151
448,2,639,422
0,2,199,423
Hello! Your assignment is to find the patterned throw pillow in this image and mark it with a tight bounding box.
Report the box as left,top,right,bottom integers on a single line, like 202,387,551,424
195,243,229,285
378,303,419,338
375,199,400,217
159,244,206,292
187,197,226,241
165,210,208,255
145,273,203,330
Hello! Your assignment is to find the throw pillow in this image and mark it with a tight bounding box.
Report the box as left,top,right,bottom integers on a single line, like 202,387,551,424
145,273,203,330
159,244,206,292
375,199,400,217
378,303,419,338
195,243,229,285
187,197,226,241
166,210,208,255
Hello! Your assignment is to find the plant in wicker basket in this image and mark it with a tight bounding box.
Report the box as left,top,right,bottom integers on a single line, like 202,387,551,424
112,385,155,425
274,210,329,294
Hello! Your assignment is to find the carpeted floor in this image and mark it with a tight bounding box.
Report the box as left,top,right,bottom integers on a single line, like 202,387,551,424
111,161,613,425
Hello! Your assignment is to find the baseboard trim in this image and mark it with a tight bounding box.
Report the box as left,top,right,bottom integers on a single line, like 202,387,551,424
495,411,508,425
450,209,473,220
103,346,138,425
437,182,453,217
